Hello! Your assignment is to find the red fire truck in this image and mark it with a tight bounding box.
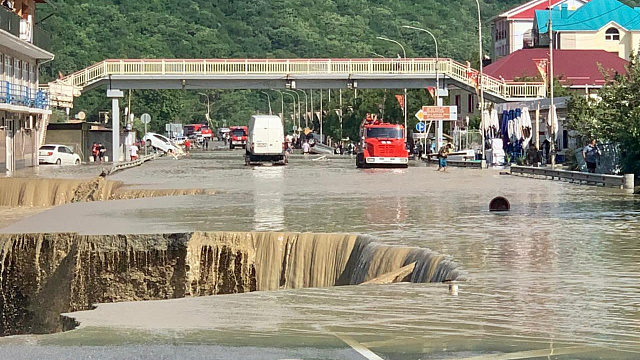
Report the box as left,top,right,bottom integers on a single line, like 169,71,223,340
356,114,408,168
184,124,213,139
229,126,248,149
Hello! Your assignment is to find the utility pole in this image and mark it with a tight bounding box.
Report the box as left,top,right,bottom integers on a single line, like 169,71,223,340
549,0,556,169
475,0,486,169
320,89,323,142
339,89,343,139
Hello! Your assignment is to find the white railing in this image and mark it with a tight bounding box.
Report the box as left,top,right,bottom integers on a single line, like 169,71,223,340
51,58,545,102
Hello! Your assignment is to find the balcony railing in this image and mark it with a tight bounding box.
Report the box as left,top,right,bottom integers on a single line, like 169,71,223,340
1,7,51,52
32,23,51,51
0,81,50,110
0,5,20,37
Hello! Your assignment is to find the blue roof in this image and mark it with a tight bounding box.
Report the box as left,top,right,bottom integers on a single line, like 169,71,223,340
535,0,640,33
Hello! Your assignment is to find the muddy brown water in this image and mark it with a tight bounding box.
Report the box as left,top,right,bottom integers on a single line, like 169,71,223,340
1,152,639,359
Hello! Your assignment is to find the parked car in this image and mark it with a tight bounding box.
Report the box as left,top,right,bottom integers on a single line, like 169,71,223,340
38,144,82,165
173,136,187,145
143,132,181,154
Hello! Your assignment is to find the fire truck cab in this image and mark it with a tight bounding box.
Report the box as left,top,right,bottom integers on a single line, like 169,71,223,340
356,114,408,168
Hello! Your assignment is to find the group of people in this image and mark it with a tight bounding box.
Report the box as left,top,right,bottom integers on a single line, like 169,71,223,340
333,142,356,155
91,142,107,163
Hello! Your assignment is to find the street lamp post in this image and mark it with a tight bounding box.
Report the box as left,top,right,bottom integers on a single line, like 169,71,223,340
198,92,213,128
402,25,439,157
474,0,487,168
285,90,301,131
283,92,296,132
259,91,272,115
297,90,309,129
376,36,408,140
275,90,285,125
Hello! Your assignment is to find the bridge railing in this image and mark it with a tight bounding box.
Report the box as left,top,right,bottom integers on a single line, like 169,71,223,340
54,58,545,101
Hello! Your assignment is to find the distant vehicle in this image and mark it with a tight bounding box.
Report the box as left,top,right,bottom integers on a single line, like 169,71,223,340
38,144,81,165
184,124,212,138
245,115,286,165
356,113,408,168
143,132,180,154
174,136,187,145
229,126,248,149
217,127,230,140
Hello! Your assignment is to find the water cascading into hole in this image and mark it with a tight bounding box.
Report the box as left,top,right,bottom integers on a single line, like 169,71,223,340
0,231,462,336
0,178,214,207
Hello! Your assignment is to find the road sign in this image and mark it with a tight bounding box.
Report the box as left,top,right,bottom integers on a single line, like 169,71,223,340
415,121,426,132
141,113,151,124
419,106,457,121
293,125,298,131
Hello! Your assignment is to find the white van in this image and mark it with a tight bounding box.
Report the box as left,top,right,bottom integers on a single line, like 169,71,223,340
245,115,286,165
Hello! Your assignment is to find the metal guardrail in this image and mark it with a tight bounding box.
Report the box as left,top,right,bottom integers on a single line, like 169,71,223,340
50,58,545,103
108,154,156,175
510,165,634,190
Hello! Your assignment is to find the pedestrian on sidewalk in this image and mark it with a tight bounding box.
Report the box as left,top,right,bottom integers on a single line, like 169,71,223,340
130,143,139,161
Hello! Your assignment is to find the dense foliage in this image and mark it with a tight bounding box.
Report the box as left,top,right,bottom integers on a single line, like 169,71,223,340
567,54,640,175
37,0,525,139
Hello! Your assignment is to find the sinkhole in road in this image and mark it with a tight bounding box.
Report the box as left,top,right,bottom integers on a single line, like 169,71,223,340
0,231,461,336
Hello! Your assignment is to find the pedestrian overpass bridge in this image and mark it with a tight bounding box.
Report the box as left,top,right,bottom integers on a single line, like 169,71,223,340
43,57,546,108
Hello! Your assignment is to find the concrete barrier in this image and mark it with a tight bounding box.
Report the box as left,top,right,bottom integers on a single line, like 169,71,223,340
108,154,156,175
510,165,634,190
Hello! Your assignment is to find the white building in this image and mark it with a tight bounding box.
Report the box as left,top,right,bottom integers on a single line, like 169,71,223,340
491,0,589,60
1,0,53,172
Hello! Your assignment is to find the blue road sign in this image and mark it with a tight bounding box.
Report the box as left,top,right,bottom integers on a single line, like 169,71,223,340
416,121,426,132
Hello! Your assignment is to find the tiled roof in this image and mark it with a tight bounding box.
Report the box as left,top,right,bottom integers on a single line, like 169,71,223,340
484,48,627,87
536,0,640,32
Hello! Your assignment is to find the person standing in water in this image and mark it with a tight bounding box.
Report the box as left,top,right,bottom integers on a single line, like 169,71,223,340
582,139,600,173
437,143,452,171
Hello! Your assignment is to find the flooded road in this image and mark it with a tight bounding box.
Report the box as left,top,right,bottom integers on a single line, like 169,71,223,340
2,151,639,359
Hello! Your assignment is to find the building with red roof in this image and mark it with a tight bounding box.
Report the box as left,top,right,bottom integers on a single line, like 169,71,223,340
491,0,590,59
485,48,628,89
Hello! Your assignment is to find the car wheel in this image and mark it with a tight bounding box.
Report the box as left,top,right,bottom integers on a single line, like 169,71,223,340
55,159,61,165
75,159,80,165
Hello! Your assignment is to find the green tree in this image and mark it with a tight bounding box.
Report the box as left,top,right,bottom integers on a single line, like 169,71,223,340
567,54,640,174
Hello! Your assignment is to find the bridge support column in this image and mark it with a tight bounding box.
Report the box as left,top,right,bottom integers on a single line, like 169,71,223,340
107,89,124,164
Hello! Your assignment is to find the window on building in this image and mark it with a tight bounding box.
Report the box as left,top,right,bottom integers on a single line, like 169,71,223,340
455,95,461,113
563,130,569,149
605,28,620,41
467,94,474,113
